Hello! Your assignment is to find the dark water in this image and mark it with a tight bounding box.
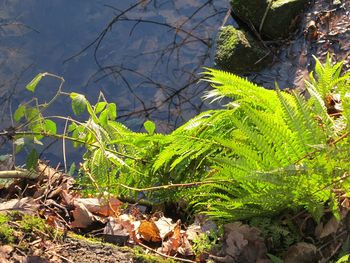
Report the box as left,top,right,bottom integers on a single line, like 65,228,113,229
0,0,229,163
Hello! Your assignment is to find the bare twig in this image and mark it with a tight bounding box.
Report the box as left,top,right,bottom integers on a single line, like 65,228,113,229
0,169,38,179
138,242,196,263
119,179,233,192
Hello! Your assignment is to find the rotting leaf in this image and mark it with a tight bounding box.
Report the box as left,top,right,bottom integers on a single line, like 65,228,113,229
0,245,13,263
119,214,139,243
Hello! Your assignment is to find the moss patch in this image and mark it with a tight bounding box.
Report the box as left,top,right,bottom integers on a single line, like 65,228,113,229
231,0,308,39
0,214,15,243
215,26,271,73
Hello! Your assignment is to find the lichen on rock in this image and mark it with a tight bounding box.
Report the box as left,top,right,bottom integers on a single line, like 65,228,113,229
231,0,308,39
215,26,271,74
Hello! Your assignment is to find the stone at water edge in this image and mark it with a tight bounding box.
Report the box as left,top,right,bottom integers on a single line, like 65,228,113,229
215,26,272,74
231,0,308,39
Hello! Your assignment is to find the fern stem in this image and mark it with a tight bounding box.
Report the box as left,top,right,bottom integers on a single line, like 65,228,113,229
0,130,143,162
118,179,234,192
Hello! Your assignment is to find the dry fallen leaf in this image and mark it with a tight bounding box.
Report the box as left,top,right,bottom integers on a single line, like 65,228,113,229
223,222,268,263
70,200,102,228
154,216,177,240
0,197,39,214
158,220,183,255
284,242,317,263
315,216,340,239
138,219,162,242
178,232,194,256
103,217,130,245
76,197,122,217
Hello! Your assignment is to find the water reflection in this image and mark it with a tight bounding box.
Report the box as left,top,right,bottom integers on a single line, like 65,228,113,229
0,0,229,162
0,0,228,130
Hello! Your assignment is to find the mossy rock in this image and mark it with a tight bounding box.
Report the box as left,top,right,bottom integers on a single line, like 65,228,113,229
215,26,271,73
230,0,308,39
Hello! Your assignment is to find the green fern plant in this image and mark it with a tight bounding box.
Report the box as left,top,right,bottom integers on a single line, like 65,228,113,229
11,55,350,223
140,55,350,221
185,56,350,221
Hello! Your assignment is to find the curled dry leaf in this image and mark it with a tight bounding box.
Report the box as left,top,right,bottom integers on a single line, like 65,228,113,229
158,221,194,257
178,232,194,256
70,199,102,228
120,215,140,244
138,219,162,242
158,220,182,255
154,216,177,240
75,197,122,217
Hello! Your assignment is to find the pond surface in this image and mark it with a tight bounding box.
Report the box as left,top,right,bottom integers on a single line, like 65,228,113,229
0,0,229,162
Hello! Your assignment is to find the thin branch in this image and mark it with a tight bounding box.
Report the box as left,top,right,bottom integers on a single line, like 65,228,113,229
0,170,38,179
137,242,196,263
119,179,233,192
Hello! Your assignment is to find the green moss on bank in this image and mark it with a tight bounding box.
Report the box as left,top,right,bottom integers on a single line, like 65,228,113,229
215,26,271,73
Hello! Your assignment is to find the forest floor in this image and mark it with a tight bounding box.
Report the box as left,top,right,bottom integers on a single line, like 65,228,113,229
1,1,350,263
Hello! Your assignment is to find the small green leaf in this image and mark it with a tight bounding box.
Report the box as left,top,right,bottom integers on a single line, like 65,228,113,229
144,120,156,135
94,102,107,114
29,121,44,140
99,109,108,126
44,119,57,134
68,162,76,176
26,73,45,92
0,154,12,162
107,103,117,120
70,92,87,115
68,123,77,133
72,125,86,147
33,137,43,145
26,107,41,120
336,255,349,263
267,254,284,263
26,148,38,170
14,105,26,122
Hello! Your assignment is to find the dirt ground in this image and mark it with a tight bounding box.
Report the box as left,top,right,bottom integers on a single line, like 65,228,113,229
1,237,138,263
